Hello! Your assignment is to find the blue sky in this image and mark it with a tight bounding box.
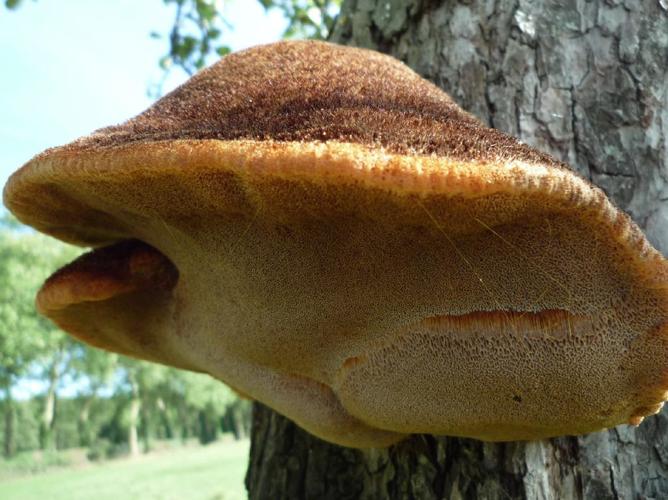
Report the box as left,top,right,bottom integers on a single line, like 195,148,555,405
0,0,287,191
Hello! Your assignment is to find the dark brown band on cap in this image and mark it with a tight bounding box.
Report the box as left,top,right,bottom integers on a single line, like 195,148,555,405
53,41,561,170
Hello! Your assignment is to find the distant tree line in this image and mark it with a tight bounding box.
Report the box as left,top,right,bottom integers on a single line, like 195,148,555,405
0,215,250,460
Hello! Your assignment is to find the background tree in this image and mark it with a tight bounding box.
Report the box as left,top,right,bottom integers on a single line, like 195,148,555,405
245,1,668,499
146,0,341,93
116,359,167,456
68,344,118,448
114,359,244,456
153,369,247,444
0,216,80,457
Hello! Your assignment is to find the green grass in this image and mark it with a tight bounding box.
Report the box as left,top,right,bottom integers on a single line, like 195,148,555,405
0,439,250,500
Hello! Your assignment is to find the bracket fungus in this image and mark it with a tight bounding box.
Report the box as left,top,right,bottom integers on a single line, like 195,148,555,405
3,41,668,448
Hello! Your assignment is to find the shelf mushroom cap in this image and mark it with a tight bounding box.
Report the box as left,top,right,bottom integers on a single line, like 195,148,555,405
4,40,668,448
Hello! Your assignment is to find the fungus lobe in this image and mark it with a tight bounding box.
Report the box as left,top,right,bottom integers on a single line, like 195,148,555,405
3,41,668,448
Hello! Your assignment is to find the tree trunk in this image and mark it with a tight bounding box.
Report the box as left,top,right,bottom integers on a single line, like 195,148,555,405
246,0,668,498
225,401,248,441
2,382,15,458
156,397,174,440
128,376,141,457
78,394,94,447
140,399,151,453
197,405,219,445
40,352,61,450
231,404,247,441
178,401,190,443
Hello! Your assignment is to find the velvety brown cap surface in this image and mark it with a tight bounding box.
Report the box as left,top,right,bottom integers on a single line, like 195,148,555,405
50,40,558,164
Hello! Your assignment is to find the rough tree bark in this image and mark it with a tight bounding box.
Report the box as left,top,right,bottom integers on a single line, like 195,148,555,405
246,1,668,498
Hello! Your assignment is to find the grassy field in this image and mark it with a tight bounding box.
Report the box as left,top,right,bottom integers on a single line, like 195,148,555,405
0,439,250,500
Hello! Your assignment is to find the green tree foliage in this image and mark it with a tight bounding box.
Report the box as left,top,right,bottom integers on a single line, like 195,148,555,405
119,361,242,450
0,216,75,388
68,345,118,447
153,0,231,77
259,0,341,39
154,0,340,76
0,215,81,457
162,370,241,444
